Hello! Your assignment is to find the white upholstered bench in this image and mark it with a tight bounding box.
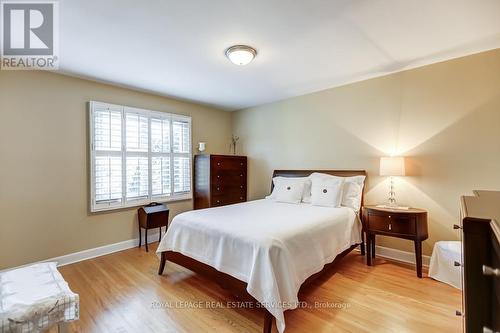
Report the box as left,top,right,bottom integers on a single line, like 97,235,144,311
0,262,79,333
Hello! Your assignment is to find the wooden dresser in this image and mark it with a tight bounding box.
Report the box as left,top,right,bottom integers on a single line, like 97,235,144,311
193,155,247,209
461,190,500,333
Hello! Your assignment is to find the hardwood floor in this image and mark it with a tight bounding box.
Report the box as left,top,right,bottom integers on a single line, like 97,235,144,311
54,243,462,333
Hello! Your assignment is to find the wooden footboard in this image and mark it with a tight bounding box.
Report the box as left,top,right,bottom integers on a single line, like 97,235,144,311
158,243,360,333
159,249,273,332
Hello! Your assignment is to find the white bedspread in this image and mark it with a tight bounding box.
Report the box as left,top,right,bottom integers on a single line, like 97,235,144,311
157,199,361,333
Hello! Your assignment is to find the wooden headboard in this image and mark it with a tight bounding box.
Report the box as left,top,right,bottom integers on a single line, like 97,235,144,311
271,169,367,207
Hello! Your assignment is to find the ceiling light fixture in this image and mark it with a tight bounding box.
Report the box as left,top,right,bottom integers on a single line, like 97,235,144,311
225,45,257,66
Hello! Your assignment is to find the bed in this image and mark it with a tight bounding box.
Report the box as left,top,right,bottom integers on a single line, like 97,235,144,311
157,169,366,333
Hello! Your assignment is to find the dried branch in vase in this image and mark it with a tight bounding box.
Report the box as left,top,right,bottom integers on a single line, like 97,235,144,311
230,135,239,155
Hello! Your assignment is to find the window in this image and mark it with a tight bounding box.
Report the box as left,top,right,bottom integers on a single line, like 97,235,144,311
89,101,192,212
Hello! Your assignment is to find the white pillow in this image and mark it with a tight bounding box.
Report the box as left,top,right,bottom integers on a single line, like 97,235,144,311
311,177,343,207
267,176,312,203
266,176,284,199
274,178,306,204
310,173,366,211
342,180,363,210
301,177,312,203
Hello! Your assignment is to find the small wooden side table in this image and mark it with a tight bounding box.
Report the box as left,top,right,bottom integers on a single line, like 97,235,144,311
138,202,169,252
362,205,428,277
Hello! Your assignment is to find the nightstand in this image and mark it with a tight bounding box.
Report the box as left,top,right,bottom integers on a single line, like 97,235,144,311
362,205,428,277
138,202,169,252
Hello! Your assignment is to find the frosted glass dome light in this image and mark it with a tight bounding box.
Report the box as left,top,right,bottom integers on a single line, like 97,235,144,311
225,45,257,66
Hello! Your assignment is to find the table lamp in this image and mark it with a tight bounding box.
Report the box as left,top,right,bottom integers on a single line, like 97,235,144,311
378,156,407,209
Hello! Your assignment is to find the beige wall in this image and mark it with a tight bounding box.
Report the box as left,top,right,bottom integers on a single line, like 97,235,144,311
1,50,499,269
0,71,232,269
232,49,500,256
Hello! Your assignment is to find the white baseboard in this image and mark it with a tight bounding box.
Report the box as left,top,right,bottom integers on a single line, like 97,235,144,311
1,231,162,272
3,233,429,273
356,245,430,267
52,232,162,267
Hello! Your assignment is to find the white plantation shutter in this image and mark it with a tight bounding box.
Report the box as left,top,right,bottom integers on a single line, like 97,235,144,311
151,118,170,153
89,101,192,212
126,156,149,199
125,108,149,201
151,156,171,196
94,106,121,151
125,112,149,152
91,103,123,210
151,115,172,197
95,155,122,202
172,119,190,153
173,156,191,193
172,116,191,194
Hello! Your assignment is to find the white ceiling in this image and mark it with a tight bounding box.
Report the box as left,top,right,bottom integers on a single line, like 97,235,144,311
60,0,500,111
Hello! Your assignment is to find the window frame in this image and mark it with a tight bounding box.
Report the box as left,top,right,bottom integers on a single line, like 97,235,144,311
89,101,192,213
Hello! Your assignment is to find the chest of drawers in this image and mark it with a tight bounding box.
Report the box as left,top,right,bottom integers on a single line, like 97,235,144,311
194,154,247,209
461,190,500,333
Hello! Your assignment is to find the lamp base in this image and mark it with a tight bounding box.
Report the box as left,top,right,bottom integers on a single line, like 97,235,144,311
376,204,410,210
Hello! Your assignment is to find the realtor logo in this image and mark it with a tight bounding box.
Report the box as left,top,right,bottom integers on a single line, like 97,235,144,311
1,0,59,70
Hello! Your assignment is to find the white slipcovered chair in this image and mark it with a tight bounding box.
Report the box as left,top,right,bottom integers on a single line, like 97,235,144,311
428,241,462,289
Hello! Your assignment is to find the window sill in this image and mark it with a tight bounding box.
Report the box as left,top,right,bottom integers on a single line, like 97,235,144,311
89,193,192,214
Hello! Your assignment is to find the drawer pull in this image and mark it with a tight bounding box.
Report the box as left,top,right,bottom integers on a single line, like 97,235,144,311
217,162,221,166
217,175,220,179
217,187,220,191
240,197,243,200
453,224,462,230
454,261,461,267
388,223,392,231
240,185,243,188
240,174,243,177
482,265,500,277
388,215,391,219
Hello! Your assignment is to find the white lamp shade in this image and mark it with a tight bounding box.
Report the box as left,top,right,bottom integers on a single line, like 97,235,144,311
380,157,406,176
